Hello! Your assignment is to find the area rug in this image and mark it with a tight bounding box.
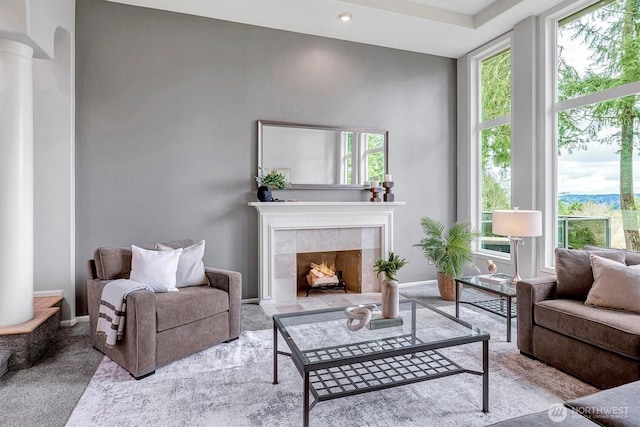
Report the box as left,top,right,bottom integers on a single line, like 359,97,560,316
66,306,597,427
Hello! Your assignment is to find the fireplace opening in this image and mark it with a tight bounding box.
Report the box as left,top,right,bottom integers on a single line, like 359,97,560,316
296,250,362,296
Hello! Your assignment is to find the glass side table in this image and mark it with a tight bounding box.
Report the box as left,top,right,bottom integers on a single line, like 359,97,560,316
454,275,517,342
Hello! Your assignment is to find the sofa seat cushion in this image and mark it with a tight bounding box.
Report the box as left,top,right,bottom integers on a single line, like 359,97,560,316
487,410,598,426
535,299,640,360
566,380,640,427
155,285,229,332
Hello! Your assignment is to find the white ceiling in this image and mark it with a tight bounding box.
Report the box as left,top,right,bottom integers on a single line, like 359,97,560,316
106,0,562,58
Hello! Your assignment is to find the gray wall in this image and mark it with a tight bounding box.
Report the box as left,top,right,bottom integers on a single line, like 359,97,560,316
75,0,457,315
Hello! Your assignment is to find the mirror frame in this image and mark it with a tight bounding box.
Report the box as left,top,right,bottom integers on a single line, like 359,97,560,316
258,120,389,190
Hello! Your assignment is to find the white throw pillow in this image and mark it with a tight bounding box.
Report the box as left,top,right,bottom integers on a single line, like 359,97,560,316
586,254,640,314
130,245,182,293
156,240,208,288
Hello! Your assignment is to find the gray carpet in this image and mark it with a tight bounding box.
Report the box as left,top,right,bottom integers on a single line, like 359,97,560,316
0,286,599,427
0,303,273,427
0,322,103,427
66,293,598,427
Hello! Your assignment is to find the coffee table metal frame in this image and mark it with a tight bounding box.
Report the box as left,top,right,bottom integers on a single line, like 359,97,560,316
272,299,489,426
454,276,517,342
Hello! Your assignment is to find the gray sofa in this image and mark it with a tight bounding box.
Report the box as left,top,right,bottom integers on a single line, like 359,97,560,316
517,248,640,389
87,239,241,379
489,380,640,426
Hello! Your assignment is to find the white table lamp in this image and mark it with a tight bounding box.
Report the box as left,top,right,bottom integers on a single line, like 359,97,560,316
492,209,542,283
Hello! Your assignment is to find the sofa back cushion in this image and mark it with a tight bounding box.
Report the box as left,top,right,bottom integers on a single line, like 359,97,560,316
93,239,194,280
555,248,626,300
93,247,132,280
582,244,640,266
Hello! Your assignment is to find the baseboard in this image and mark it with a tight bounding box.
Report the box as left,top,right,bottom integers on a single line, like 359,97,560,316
242,298,259,304
34,290,64,298
61,315,89,327
398,279,437,288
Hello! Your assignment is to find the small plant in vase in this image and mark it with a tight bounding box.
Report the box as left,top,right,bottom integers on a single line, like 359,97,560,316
255,167,290,202
374,252,407,319
374,251,408,281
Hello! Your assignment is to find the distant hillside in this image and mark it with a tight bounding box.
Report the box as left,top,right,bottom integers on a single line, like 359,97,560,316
558,194,638,210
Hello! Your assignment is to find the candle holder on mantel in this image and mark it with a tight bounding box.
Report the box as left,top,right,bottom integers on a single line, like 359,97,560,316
369,187,382,202
383,181,395,202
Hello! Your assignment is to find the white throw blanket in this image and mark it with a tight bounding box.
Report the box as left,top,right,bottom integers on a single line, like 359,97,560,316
96,279,153,347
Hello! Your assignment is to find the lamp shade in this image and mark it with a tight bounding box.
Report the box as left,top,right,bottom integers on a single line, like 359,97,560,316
492,210,542,237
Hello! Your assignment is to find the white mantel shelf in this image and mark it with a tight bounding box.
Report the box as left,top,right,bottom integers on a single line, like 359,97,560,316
248,201,406,212
248,201,406,207
248,201,406,304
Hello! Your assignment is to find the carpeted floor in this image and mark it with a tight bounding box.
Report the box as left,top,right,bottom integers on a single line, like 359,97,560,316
0,303,273,427
0,322,103,427
0,284,599,427
66,303,597,426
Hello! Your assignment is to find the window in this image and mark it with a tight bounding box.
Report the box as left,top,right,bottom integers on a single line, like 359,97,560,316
363,133,385,181
478,47,513,254
553,0,640,252
340,132,386,185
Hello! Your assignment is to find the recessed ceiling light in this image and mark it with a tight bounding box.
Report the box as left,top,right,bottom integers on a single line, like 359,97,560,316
337,12,352,22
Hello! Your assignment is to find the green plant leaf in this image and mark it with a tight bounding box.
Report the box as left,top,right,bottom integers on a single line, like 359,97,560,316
414,217,479,278
373,251,407,281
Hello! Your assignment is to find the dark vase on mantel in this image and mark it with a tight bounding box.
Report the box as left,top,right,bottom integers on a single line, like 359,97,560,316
257,185,273,202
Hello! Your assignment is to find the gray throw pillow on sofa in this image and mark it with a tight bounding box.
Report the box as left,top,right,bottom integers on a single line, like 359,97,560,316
555,248,626,300
586,255,640,314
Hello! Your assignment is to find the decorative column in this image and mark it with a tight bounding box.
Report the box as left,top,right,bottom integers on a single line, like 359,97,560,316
0,39,34,326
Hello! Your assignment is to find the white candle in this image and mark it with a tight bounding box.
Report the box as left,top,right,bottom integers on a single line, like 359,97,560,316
372,180,380,188
384,174,392,182
363,181,370,187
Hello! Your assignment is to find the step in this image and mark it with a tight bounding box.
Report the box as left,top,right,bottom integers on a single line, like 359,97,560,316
0,296,63,372
0,349,10,379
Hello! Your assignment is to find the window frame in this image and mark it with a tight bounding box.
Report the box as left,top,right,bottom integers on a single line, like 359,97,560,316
469,34,514,259
340,132,356,185
540,0,640,270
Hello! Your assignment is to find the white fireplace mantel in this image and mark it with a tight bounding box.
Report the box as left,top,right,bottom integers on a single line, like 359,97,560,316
248,201,406,304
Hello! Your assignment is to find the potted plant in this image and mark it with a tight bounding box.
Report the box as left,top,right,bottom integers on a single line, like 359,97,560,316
373,252,407,318
255,167,290,202
414,217,478,301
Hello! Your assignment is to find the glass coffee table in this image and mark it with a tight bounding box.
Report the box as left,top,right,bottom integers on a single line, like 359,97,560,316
454,275,517,342
272,299,489,426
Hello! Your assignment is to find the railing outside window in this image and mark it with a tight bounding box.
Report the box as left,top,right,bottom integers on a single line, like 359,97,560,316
557,216,610,250
480,212,611,253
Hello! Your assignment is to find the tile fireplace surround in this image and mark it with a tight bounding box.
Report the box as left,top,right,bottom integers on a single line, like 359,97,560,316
248,202,406,304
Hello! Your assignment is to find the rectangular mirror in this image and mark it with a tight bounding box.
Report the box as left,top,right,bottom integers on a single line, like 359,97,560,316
258,120,388,189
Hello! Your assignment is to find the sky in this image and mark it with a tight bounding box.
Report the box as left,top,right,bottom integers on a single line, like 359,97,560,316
558,143,640,194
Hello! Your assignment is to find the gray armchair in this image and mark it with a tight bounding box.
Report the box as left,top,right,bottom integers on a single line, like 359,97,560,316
87,239,241,379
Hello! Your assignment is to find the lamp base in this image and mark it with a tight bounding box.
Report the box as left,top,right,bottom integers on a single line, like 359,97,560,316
510,237,523,284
